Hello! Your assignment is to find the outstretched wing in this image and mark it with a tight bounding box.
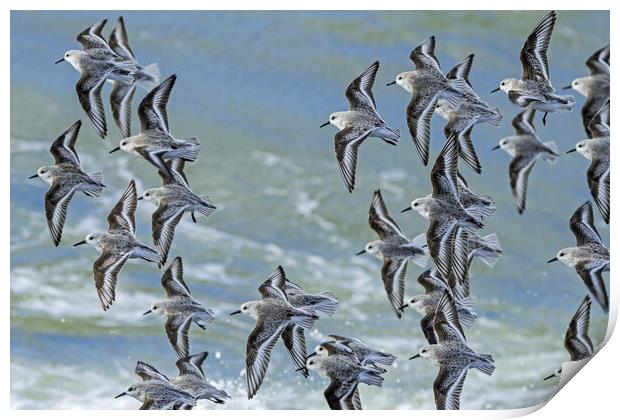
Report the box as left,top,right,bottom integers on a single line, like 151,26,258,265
107,179,137,234
334,126,373,193
433,292,467,343
511,109,537,136
368,189,405,240
345,61,379,112
138,75,176,133
108,16,136,61
569,201,602,246
520,11,556,81
161,256,192,298
76,19,111,51
586,44,610,76
49,120,82,166
564,296,594,360
409,36,442,72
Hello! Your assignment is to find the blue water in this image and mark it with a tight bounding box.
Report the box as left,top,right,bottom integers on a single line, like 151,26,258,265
10,10,609,409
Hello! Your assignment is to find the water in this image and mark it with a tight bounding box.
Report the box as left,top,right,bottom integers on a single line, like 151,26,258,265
10,10,609,410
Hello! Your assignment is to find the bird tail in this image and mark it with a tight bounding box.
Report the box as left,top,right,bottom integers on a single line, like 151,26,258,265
289,306,318,330
542,141,560,164
82,172,105,197
113,60,137,83
471,233,503,268
407,233,429,267
443,78,469,107
134,244,160,263
358,368,385,387
486,107,503,126
473,354,496,376
173,138,200,162
136,63,160,91
365,351,397,367
193,308,216,328
196,201,217,219
314,291,339,316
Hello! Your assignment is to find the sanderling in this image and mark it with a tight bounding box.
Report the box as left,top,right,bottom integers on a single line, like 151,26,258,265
436,54,503,173
139,159,216,266
327,335,396,368
28,120,105,246
116,361,196,410
410,292,495,410
109,75,200,179
357,189,427,317
544,296,594,380
400,269,476,345
547,201,610,312
321,61,400,193
108,16,160,137
171,351,231,405
493,109,559,214
387,36,467,165
455,172,496,222
562,44,609,136
567,100,609,224
277,268,339,376
306,353,385,410
55,19,136,138
402,135,483,283
143,257,215,358
230,266,319,399
492,11,574,125
73,179,159,310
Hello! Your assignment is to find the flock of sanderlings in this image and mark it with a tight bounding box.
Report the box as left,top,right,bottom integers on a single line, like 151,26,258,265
27,11,608,409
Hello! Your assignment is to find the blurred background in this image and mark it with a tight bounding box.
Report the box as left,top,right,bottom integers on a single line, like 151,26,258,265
10,10,609,409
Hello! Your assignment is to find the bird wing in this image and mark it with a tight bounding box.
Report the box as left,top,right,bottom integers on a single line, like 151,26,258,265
107,179,137,234
45,182,79,246
175,351,208,379
165,314,193,358
520,11,556,82
588,162,610,225
93,250,132,310
407,86,441,166
49,120,82,166
409,36,442,72
508,153,537,214
586,44,610,76
433,291,467,343
345,61,379,112
246,319,287,399
110,81,137,138
282,324,308,377
76,68,113,139
76,19,111,51
258,265,289,301
135,361,170,382
368,189,405,240
153,204,187,267
565,296,594,360
381,257,408,318
575,262,609,313
569,201,602,246
417,269,449,294
433,363,469,410
108,16,136,61
430,134,460,202
511,109,537,136
138,74,177,133
334,126,373,193
587,99,610,138
161,256,192,298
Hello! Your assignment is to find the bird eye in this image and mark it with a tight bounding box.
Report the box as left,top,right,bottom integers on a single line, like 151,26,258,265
330,116,335,120
574,81,579,85
397,76,402,80
65,53,69,58
413,203,419,207
500,82,505,86
559,252,564,257
309,361,314,365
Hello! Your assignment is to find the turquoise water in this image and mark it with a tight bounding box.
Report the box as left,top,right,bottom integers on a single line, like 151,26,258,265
10,11,609,409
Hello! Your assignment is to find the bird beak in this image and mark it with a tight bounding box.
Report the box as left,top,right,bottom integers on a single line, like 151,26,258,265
73,240,86,247
543,373,556,381
295,367,307,372
491,87,500,93
492,145,501,151
401,207,412,213
562,85,572,90
398,304,408,311
109,146,121,154
307,352,317,358
115,392,127,399
566,148,576,154
142,310,152,316
386,81,396,86
409,354,421,360
356,249,366,256
230,309,242,315
137,196,143,200
54,58,65,64
28,173,38,179
547,257,558,263
319,121,330,128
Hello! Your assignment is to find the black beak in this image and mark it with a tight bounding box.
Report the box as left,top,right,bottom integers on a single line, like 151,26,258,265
295,367,307,372
492,145,501,151
319,121,330,128
230,309,242,315
401,207,412,213
543,374,556,381
409,354,421,360
54,58,65,64
547,257,558,263
115,392,127,399
142,310,152,316
356,249,366,256
73,240,86,247
491,87,500,93
137,197,143,200
307,351,317,358
386,81,396,86
398,304,408,311
28,173,38,179
562,85,572,90
109,146,121,154
566,148,576,154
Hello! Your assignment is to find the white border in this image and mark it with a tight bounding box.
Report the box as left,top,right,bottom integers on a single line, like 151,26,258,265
3,1,616,418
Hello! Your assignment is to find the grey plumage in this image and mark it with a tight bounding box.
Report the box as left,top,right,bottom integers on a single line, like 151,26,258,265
143,257,215,358
323,61,400,192
29,120,105,246
171,351,231,405
548,202,610,312
73,179,159,310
